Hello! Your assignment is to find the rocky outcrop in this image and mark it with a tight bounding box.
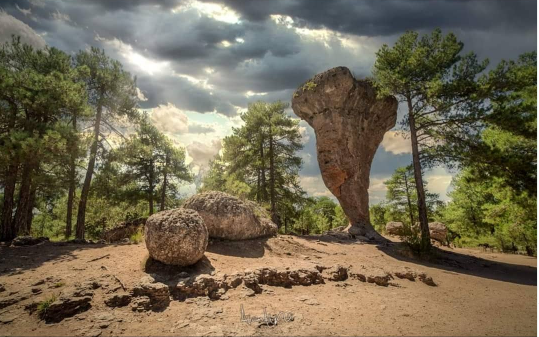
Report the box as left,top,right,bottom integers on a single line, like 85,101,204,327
132,276,170,310
104,293,132,307
386,222,405,236
41,287,93,323
144,208,208,266
182,191,277,240
101,217,146,242
291,67,398,239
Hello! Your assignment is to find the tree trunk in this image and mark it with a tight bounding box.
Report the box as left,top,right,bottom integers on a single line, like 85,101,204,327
76,97,103,239
403,171,415,227
24,183,37,235
149,159,154,215
256,169,261,202
66,115,77,238
268,126,278,226
1,163,18,241
14,163,34,236
259,136,267,201
1,102,19,241
407,97,431,251
159,153,169,212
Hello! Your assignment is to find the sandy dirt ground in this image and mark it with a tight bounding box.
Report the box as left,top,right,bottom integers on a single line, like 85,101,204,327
0,234,536,336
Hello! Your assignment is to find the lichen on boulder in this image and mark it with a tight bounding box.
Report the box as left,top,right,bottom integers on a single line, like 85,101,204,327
144,208,208,266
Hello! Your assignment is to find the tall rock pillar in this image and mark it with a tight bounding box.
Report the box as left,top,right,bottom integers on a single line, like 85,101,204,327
292,67,398,239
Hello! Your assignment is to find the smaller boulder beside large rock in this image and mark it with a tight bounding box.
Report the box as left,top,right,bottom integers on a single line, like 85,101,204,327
385,222,405,236
145,208,208,266
428,222,448,243
182,191,278,240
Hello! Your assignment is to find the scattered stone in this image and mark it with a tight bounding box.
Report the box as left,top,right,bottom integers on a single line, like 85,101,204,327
93,312,116,329
0,283,5,292
104,293,132,307
323,265,348,281
0,292,29,309
241,288,256,298
394,271,416,281
131,296,151,312
182,191,277,240
24,301,39,314
11,236,49,247
291,66,398,238
0,313,16,324
132,277,170,310
418,273,437,287
145,208,208,266
367,275,392,287
31,288,42,294
42,287,93,323
350,273,366,282
176,274,230,300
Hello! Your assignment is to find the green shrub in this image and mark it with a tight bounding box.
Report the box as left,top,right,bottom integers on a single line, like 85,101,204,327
37,294,57,318
129,228,143,244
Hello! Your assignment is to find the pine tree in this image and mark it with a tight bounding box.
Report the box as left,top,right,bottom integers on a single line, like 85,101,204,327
373,29,488,251
74,47,138,239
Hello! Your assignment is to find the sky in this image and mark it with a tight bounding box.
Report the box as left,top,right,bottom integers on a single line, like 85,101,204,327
0,0,536,203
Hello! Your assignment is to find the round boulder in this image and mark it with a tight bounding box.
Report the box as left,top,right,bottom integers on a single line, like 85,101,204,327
385,222,405,236
182,191,278,240
428,222,448,243
144,208,208,266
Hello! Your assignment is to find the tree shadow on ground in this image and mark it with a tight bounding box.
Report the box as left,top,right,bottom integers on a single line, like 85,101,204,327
377,241,537,286
205,237,270,258
0,241,110,276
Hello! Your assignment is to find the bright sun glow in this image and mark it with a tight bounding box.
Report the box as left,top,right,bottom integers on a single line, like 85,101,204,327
173,1,240,24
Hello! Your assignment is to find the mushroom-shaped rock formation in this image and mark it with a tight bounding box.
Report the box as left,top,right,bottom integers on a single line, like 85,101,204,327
291,67,398,239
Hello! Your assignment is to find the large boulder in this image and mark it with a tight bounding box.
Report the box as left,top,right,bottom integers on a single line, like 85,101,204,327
428,222,448,243
144,208,208,266
385,222,405,236
182,191,278,240
292,67,398,239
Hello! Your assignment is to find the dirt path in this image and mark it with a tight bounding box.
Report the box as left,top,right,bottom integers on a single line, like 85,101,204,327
0,235,536,336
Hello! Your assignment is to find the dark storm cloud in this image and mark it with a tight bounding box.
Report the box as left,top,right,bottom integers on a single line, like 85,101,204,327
1,0,535,197
210,0,537,36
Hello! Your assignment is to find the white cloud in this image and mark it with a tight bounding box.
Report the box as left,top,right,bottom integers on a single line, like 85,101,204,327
298,125,310,144
96,35,169,75
245,90,268,97
381,130,411,155
51,9,71,22
174,1,240,24
186,139,222,167
150,103,189,134
136,87,148,101
0,11,46,49
299,176,333,198
16,4,32,17
425,167,453,201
